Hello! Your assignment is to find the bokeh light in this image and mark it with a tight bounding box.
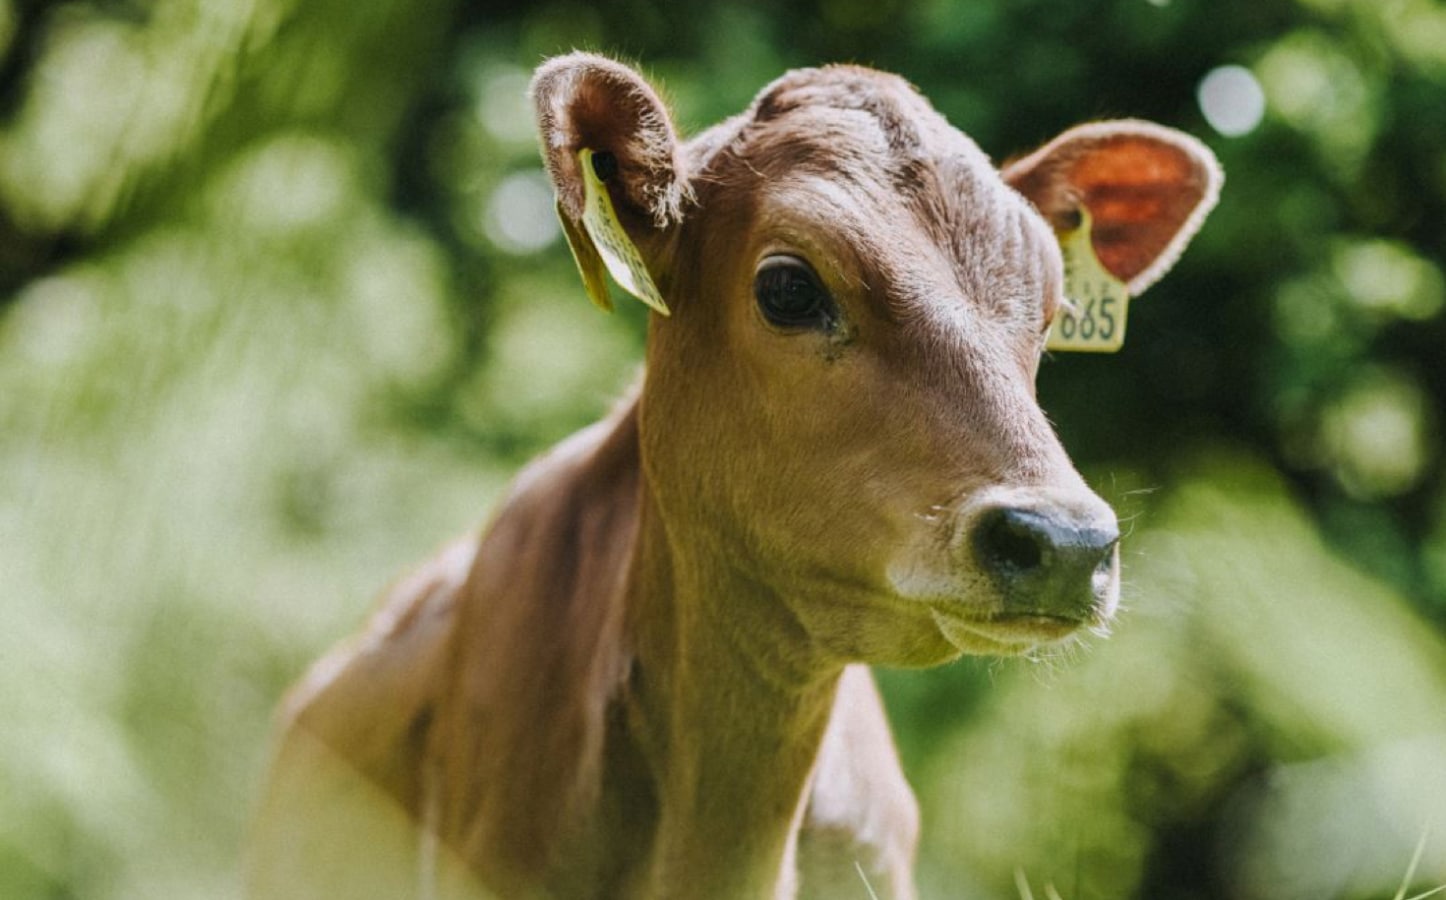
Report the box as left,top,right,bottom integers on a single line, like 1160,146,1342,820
1320,369,1436,499
1198,64,1266,137
1255,30,1380,176
484,169,561,254
1333,239,1446,321
477,64,537,146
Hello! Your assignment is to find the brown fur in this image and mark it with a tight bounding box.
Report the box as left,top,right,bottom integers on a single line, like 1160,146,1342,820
248,54,1220,900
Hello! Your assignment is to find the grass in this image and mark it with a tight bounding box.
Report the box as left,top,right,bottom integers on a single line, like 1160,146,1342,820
1007,828,1446,900
856,861,882,900
1393,830,1446,900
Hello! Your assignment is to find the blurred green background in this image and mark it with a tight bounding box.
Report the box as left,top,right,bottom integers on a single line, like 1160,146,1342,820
2,0,1443,897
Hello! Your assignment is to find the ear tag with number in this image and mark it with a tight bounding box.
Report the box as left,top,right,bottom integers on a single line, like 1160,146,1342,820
1046,208,1129,353
560,147,670,316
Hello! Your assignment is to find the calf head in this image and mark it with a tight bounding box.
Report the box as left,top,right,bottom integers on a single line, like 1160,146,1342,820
534,55,1220,665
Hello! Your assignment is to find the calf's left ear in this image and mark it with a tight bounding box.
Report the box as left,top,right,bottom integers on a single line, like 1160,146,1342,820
1003,121,1222,296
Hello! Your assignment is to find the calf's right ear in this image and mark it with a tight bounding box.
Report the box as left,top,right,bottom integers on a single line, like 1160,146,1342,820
531,53,689,230
532,53,688,314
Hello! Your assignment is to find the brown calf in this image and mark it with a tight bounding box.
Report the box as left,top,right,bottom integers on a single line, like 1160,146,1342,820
248,53,1220,900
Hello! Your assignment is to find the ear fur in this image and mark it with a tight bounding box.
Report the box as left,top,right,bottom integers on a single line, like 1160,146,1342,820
1003,121,1222,296
531,53,690,229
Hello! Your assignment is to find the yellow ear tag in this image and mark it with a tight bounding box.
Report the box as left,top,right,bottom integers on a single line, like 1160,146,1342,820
1045,208,1129,353
556,200,613,312
569,147,670,316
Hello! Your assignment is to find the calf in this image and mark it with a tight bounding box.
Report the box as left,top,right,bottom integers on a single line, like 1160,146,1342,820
248,53,1220,900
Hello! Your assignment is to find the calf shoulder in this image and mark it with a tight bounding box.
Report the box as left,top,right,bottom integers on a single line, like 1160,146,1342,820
246,537,476,899
249,396,644,899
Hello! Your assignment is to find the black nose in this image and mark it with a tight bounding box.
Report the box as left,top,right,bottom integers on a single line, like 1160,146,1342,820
973,506,1119,619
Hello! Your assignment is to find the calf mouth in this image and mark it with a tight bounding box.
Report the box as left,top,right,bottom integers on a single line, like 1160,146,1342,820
929,605,1100,655
885,486,1122,655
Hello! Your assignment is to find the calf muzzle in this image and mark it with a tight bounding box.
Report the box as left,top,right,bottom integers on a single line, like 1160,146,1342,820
973,504,1120,623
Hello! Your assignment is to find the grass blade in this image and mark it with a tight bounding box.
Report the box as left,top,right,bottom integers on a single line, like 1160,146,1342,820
854,860,881,900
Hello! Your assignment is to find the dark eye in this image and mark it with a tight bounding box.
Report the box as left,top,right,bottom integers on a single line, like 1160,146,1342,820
753,256,838,330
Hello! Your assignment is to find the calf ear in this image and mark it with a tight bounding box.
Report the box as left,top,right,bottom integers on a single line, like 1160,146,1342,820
1003,121,1222,295
531,53,690,230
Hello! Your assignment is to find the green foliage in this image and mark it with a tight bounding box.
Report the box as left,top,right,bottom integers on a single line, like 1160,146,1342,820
1,0,1443,897
916,455,1446,898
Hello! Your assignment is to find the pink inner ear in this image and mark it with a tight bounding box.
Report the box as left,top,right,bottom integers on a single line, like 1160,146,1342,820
1070,138,1209,285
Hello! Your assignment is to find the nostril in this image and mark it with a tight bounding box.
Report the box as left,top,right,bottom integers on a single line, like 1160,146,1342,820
974,506,1119,580
976,508,1049,576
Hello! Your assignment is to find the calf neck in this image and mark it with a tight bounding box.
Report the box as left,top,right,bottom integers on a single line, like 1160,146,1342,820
249,54,1221,900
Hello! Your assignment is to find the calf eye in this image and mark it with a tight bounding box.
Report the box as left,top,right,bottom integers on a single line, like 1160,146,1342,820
754,256,838,330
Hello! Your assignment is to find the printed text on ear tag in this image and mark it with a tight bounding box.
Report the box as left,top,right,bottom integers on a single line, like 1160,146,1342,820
1046,208,1129,353
577,148,670,316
